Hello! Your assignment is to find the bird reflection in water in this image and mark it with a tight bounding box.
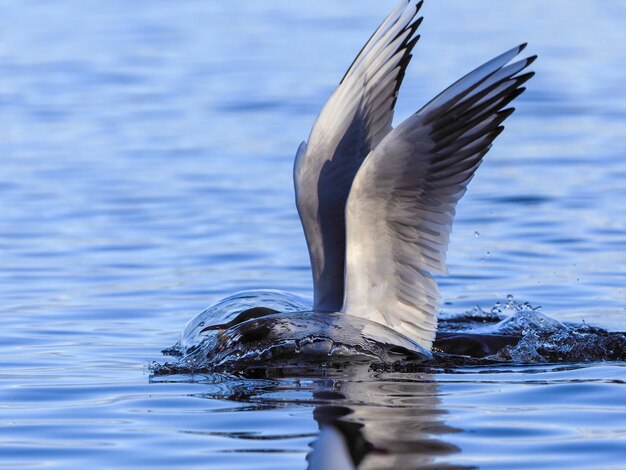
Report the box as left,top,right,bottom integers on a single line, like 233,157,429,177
173,363,468,469
304,365,466,469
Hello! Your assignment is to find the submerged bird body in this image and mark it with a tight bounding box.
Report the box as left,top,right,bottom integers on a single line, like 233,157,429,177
294,0,534,350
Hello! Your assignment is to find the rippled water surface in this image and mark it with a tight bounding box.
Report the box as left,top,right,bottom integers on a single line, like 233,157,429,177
2,0,626,468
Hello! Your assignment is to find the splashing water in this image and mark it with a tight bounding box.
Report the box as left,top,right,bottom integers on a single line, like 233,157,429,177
435,296,626,364
154,293,626,375
176,289,313,353
155,290,431,374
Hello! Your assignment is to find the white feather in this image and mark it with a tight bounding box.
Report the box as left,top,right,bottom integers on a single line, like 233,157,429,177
342,45,535,350
292,1,535,351
294,0,424,312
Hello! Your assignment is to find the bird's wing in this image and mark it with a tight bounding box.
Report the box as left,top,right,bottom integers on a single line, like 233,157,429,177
294,0,424,312
342,45,536,349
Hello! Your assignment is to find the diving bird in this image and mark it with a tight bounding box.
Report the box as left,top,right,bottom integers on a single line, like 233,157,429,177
294,0,535,351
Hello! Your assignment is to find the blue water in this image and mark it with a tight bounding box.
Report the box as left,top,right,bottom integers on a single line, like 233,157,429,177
1,0,626,468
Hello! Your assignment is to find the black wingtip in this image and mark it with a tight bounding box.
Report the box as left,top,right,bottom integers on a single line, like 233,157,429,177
416,0,425,12
499,107,516,119
519,43,528,53
401,16,423,42
515,71,535,86
526,55,538,66
493,126,506,138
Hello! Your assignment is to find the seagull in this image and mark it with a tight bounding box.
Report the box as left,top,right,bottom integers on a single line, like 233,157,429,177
293,0,535,351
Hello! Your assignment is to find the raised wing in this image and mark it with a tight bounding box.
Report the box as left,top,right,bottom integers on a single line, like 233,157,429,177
294,0,424,312
343,45,536,349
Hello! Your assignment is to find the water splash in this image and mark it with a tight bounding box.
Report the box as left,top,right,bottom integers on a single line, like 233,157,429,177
154,290,431,375
174,289,312,354
484,312,626,364
435,296,626,364
154,293,626,375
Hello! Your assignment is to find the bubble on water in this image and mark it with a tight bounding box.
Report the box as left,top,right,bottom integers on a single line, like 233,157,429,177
179,289,313,353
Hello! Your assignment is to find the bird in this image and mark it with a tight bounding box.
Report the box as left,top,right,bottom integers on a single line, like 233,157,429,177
293,0,535,351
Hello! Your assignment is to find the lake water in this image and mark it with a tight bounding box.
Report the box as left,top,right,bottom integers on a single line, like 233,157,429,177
1,0,626,468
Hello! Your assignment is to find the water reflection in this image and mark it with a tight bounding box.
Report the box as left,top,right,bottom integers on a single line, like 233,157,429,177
306,365,464,469
159,364,466,469
309,405,373,469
